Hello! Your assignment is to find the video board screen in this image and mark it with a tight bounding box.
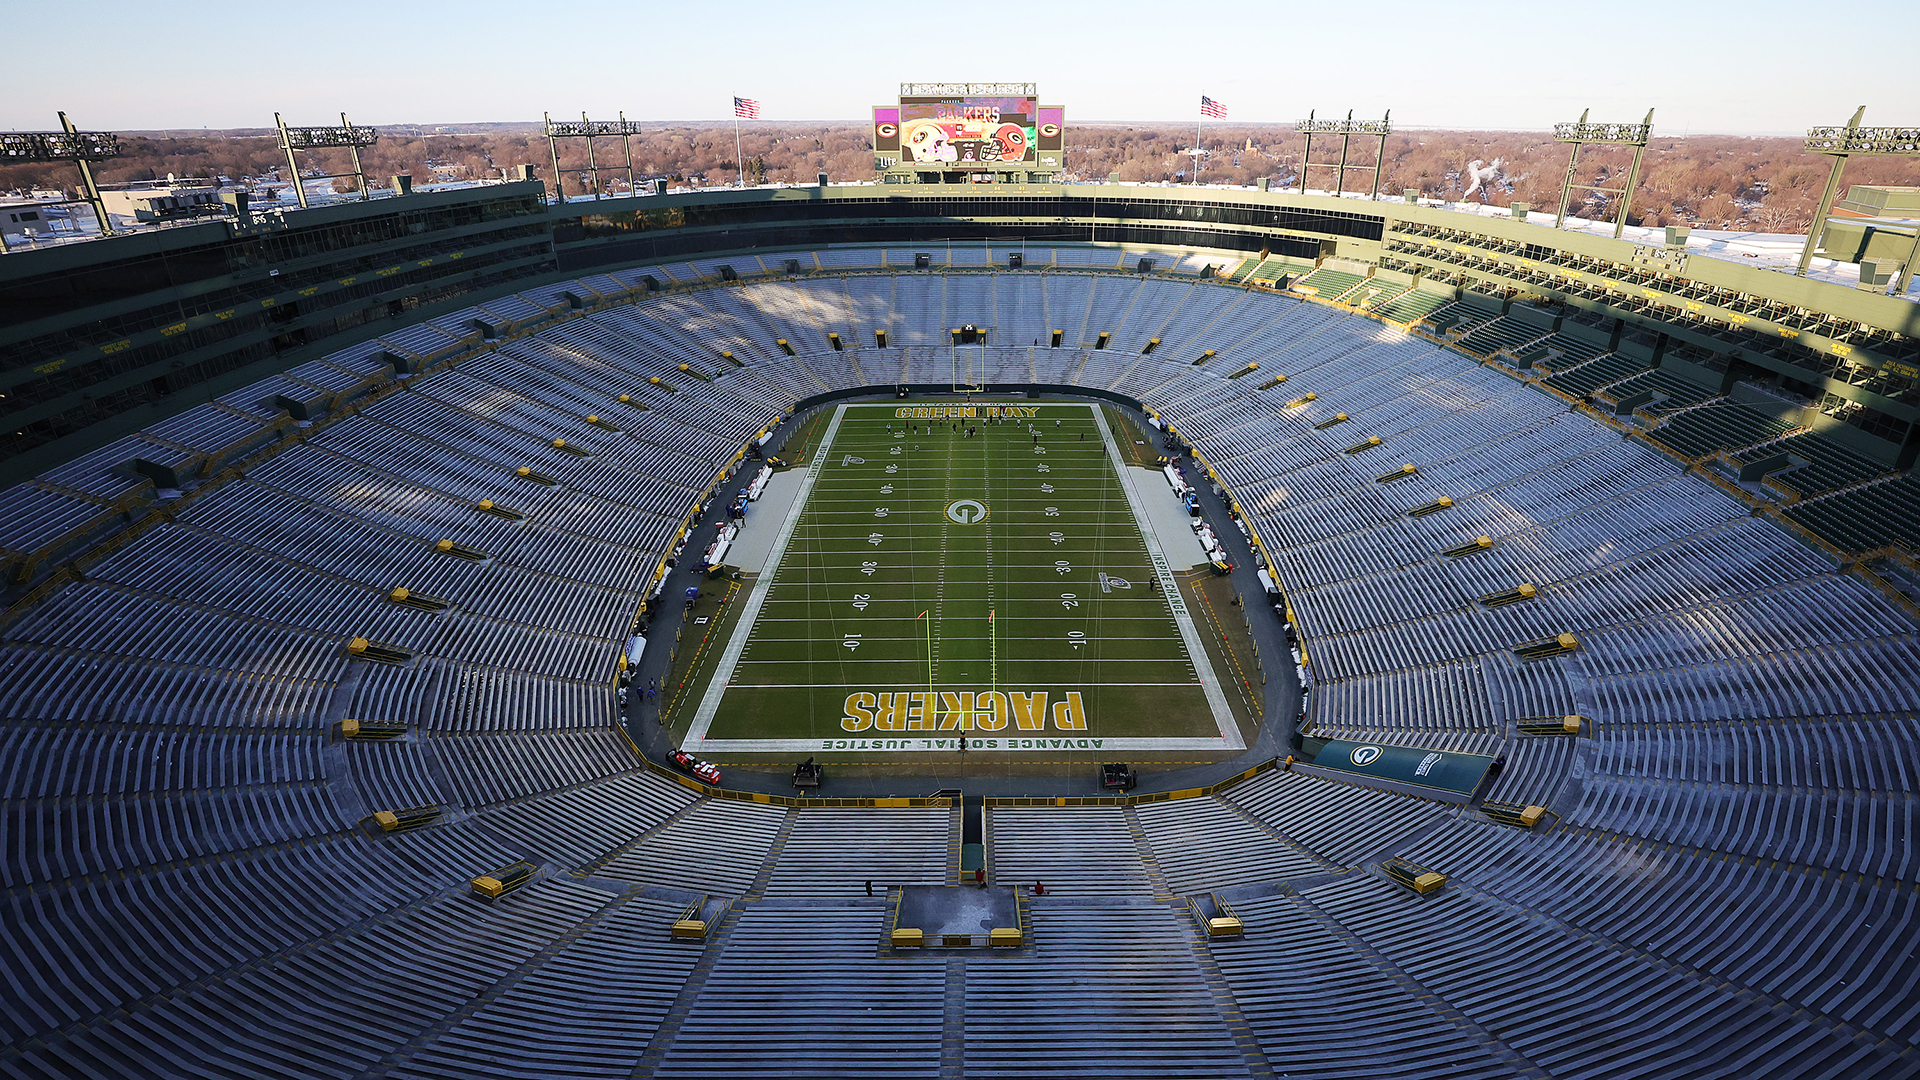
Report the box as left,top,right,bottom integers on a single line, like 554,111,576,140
892,95,1038,165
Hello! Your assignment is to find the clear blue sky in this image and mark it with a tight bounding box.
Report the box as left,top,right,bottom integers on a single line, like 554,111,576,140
5,0,1914,135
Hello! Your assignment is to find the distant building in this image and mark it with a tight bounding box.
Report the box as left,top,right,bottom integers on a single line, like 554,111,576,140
100,182,227,225
1,200,70,236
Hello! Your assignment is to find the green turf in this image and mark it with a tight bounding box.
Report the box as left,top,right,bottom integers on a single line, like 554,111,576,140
698,402,1223,745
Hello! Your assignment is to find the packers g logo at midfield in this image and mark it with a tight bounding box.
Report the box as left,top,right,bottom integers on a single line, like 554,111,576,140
1350,745,1383,767
946,499,988,525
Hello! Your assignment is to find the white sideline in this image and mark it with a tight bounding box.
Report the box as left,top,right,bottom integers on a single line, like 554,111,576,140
1093,406,1244,751
683,404,849,744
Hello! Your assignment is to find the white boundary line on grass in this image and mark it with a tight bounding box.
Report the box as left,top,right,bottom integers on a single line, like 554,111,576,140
1092,406,1244,751
683,403,848,744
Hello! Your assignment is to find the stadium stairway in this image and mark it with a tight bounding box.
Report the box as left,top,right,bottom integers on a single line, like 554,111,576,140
1119,802,1176,898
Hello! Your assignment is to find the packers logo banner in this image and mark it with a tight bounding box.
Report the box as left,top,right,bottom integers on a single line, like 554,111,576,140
841,690,1086,732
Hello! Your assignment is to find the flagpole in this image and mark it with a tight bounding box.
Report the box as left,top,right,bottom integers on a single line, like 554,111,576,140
1195,104,1202,186
733,98,745,188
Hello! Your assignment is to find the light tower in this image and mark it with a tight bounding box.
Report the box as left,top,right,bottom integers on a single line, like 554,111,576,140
0,112,120,244
275,113,378,209
1295,110,1392,199
1551,108,1653,238
543,112,644,203
1797,106,1920,286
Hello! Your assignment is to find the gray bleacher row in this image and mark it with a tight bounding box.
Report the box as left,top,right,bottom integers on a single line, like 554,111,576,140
0,256,819,1077
387,889,702,1080
347,657,611,735
1590,715,1920,792
1301,555,1910,684
648,904,947,1079
596,799,789,895
0,257,1917,1077
1300,871,1912,1078
0,722,316,798
988,807,1152,896
1131,793,1327,892
0,642,332,730
761,806,953,896
1402,816,1920,1051
1579,640,1920,724
1298,514,1833,640
1212,891,1517,1079
965,902,1258,1080
1219,770,1456,867
1569,772,1916,881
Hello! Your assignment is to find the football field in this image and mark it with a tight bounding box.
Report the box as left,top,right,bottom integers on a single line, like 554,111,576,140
684,401,1240,754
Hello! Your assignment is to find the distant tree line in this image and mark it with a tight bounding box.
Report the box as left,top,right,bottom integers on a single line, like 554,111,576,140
2,122,1914,232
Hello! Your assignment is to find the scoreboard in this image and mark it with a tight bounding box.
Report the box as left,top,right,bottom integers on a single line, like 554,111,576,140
874,83,1063,183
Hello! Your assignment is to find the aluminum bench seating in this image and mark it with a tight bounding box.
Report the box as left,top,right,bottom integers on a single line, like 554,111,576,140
759,807,950,896
1212,892,1515,1079
1304,873,1909,1079
1222,771,1457,866
986,807,1152,896
1743,431,1892,497
389,891,700,1079
965,902,1257,1079
596,799,789,896
648,905,945,1078
1134,795,1326,891
1647,401,1801,461
1,262,1916,1079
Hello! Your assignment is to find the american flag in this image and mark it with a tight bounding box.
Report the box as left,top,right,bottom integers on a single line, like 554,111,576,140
733,96,761,120
1200,95,1228,119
